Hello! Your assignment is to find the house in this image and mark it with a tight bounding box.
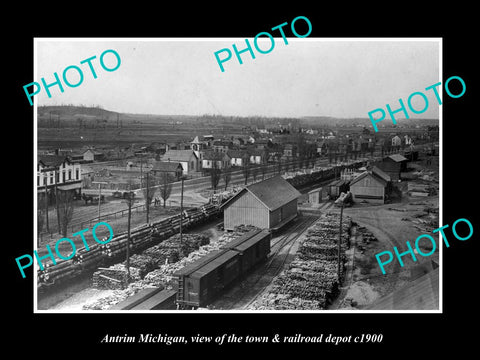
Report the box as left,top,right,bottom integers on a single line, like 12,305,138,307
151,161,183,181
248,149,263,165
391,135,402,147
162,150,199,174
283,143,298,157
227,149,249,167
377,154,408,181
254,138,271,150
221,175,301,231
212,139,233,153
349,166,391,204
37,155,83,199
83,149,105,162
201,151,231,170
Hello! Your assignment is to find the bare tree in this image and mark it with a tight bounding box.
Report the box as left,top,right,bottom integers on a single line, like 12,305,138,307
56,189,74,237
243,161,250,185
223,166,232,190
210,160,221,191
159,172,173,208
251,165,259,183
261,162,267,180
142,171,157,223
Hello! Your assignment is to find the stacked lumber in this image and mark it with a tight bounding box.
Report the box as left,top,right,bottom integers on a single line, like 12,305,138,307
92,264,141,290
82,228,259,309
83,281,156,310
38,204,222,289
248,213,351,310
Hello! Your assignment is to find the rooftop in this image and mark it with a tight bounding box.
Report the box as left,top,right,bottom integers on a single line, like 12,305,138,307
162,150,197,162
221,175,301,211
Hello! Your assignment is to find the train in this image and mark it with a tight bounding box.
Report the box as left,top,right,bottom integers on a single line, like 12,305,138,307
174,228,272,309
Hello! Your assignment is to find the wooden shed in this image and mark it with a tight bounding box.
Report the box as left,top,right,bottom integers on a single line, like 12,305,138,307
308,187,325,204
221,175,301,231
349,166,391,204
377,154,407,181
328,179,349,199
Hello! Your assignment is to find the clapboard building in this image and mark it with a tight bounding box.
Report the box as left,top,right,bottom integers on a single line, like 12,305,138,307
221,176,301,231
349,166,391,204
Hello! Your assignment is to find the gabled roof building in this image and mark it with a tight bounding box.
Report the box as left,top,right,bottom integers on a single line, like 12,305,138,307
221,176,300,231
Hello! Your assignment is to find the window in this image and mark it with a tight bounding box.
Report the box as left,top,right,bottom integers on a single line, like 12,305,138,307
76,168,79,180
44,175,47,186
37,175,39,186
62,171,66,183
50,174,54,184
68,170,72,180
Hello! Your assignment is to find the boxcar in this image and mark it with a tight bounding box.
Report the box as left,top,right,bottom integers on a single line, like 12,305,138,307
232,230,271,272
174,229,271,309
174,249,241,308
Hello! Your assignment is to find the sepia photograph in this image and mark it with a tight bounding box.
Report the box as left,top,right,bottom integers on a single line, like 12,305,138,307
32,38,441,312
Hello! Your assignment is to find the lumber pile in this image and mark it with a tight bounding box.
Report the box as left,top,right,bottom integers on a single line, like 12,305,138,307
248,213,351,310
92,264,142,290
82,228,260,310
38,203,222,290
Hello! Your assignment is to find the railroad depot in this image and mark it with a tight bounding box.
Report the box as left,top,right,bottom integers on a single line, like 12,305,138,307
220,176,301,231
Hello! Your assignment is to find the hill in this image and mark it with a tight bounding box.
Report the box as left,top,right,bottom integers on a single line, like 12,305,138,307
38,105,120,120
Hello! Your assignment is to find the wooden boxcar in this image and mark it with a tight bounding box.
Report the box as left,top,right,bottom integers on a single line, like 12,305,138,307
174,229,271,308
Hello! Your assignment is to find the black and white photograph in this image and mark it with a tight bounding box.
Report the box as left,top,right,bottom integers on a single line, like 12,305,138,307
7,6,477,354
32,38,441,312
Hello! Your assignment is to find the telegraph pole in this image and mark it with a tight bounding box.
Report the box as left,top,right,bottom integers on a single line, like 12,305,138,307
92,181,108,220
179,177,184,246
338,200,344,281
123,188,135,282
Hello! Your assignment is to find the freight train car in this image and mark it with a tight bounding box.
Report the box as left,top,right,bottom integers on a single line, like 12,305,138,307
174,229,271,309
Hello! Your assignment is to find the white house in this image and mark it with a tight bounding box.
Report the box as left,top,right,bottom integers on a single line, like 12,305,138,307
391,135,402,147
38,155,83,196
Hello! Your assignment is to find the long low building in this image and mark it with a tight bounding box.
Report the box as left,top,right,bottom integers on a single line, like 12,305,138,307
220,175,301,231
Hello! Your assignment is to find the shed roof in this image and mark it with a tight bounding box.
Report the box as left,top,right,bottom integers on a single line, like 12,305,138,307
386,154,408,162
350,166,391,187
221,175,300,212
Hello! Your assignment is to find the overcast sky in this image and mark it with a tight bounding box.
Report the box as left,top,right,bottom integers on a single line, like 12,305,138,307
35,38,440,118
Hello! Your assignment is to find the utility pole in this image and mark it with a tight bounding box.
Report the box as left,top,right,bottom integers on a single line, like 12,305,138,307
338,200,344,281
179,177,184,246
123,188,135,282
54,169,60,233
145,171,150,224
92,181,108,220
41,169,50,232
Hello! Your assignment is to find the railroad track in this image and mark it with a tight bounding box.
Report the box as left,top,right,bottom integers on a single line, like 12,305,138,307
230,215,319,309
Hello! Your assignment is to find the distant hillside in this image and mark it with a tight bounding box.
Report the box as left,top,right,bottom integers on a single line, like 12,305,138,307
300,116,439,128
38,105,120,120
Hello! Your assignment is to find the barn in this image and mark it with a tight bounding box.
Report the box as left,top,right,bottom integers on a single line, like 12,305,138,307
349,166,391,204
221,175,301,231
